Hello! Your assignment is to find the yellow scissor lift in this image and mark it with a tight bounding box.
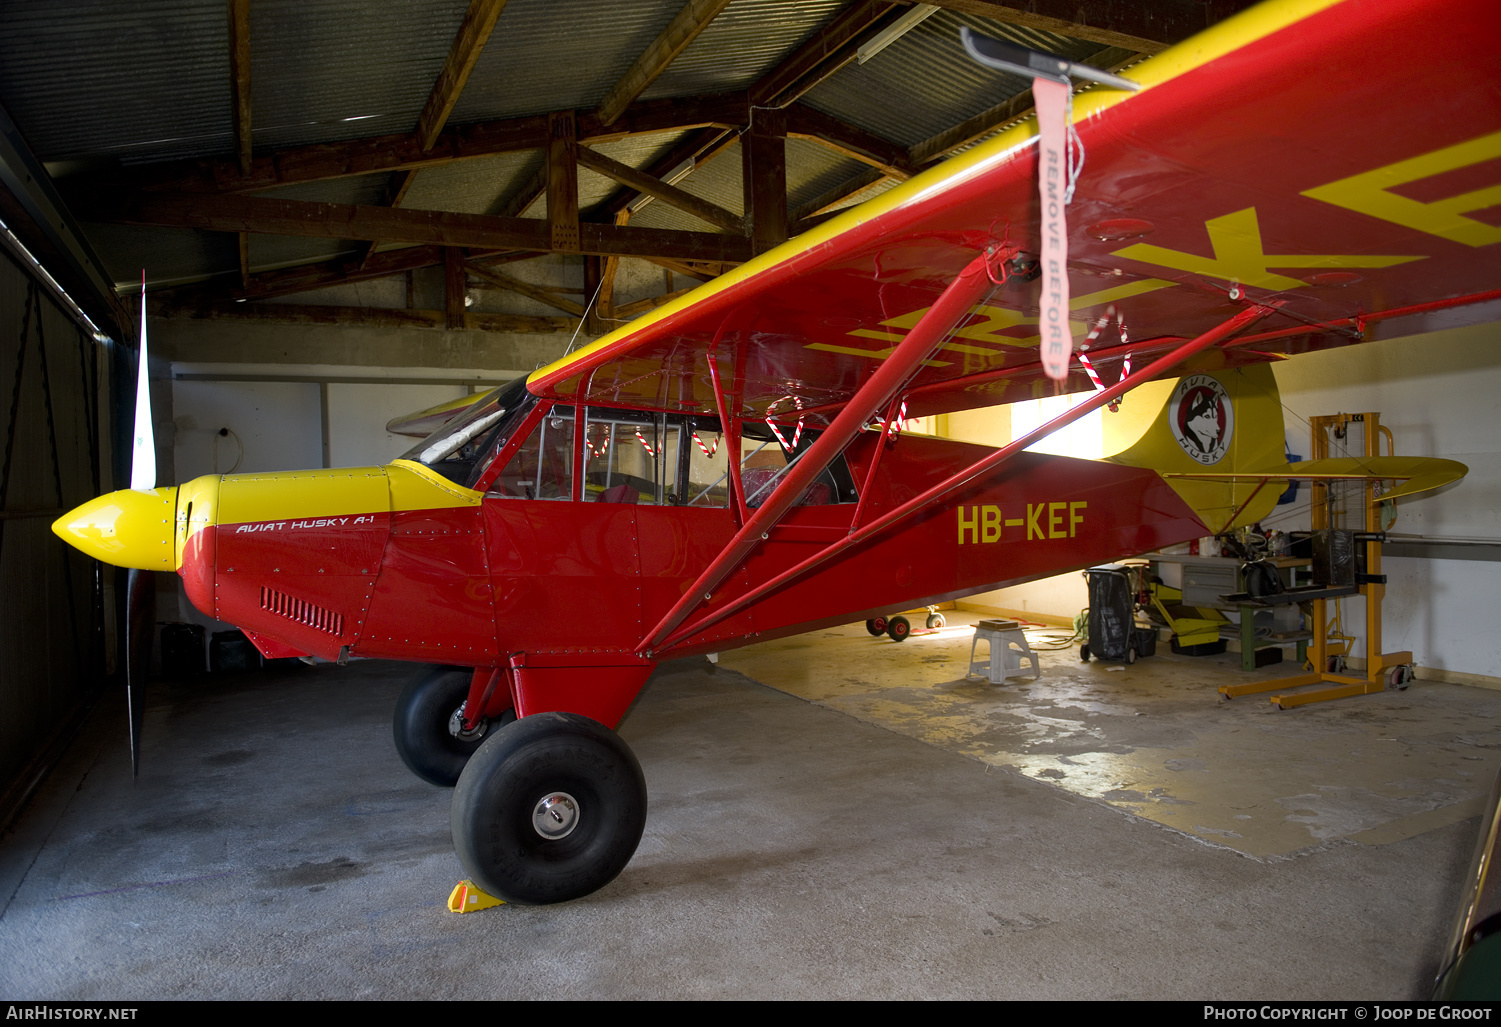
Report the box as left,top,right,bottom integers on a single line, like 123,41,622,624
1220,412,1414,709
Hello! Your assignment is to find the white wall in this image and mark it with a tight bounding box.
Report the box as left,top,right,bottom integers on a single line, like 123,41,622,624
173,381,322,479
171,371,488,478
1272,321,1501,680
326,382,472,468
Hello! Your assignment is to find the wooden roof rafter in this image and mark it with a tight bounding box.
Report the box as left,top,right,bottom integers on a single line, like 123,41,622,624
361,0,510,268
595,0,735,126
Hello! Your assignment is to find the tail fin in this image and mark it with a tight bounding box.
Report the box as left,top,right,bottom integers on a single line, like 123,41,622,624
1107,363,1287,534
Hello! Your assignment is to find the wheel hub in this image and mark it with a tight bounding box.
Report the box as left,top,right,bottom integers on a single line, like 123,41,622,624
448,703,487,742
531,791,580,841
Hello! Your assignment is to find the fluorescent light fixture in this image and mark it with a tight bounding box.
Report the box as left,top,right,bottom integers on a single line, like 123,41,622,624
857,3,939,65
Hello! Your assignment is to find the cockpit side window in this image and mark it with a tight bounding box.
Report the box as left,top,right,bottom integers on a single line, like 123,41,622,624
489,406,575,500
463,399,862,507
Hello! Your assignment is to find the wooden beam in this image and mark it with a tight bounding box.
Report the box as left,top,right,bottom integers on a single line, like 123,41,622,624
789,167,887,226
465,262,585,316
110,93,746,196
593,126,732,220
614,286,696,319
101,191,755,262
228,0,252,176
596,0,733,126
640,256,731,283
417,0,509,149
597,211,628,319
783,104,913,180
233,245,444,301
920,0,1257,54
577,145,742,232
444,246,466,329
548,111,579,253
467,249,550,269
742,107,787,255
149,296,574,333
749,0,900,107
582,256,607,335
358,4,507,269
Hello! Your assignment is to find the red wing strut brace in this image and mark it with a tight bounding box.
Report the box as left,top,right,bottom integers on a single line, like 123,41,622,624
636,252,998,655
653,301,1276,654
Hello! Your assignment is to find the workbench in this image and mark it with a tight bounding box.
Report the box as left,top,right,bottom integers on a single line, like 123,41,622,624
1139,552,1313,671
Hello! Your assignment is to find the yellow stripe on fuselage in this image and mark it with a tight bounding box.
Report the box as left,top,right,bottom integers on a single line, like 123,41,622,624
527,0,1348,389
178,460,482,559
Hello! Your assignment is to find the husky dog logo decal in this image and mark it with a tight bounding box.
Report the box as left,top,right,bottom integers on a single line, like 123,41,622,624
1170,375,1233,465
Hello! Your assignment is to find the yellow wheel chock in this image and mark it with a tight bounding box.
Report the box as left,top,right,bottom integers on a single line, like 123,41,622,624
447,879,505,913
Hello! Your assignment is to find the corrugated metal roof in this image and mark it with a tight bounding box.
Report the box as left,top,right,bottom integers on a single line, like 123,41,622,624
803,8,1109,149
0,0,231,164
402,152,544,217
630,138,744,234
249,0,473,152
641,0,847,101
448,0,683,125
0,1,1188,296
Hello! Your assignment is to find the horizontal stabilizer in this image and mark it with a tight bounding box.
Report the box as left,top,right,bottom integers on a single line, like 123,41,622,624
1285,457,1468,502
1164,457,1469,503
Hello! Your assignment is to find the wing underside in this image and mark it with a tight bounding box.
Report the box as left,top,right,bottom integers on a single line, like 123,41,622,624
526,0,1501,426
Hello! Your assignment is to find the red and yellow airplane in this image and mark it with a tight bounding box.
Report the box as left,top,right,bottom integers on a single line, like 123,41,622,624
50,0,1498,904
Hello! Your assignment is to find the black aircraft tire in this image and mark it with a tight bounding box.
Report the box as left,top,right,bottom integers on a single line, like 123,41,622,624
887,615,911,642
865,618,886,636
451,712,647,905
393,665,512,787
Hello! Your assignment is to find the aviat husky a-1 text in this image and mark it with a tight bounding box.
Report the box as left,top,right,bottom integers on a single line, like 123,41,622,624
54,0,1496,903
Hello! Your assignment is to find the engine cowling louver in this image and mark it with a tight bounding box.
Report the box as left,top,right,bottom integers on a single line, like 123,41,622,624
260,587,344,636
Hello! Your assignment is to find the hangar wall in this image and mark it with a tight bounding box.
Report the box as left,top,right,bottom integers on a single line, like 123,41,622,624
1274,321,1501,684
0,249,109,811
965,323,1501,683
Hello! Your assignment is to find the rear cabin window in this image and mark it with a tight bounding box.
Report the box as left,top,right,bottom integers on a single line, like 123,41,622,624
583,411,680,505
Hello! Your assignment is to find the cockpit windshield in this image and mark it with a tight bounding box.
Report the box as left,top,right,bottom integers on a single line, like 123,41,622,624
399,376,535,488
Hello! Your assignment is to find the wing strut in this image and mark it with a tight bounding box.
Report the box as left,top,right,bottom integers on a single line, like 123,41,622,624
635,252,999,656
652,301,1276,655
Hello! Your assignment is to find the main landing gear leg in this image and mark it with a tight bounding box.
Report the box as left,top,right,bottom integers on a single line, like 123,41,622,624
451,712,648,904
393,665,515,787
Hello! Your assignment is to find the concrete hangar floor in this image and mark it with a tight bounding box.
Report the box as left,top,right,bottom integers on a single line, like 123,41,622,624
2,615,1497,1000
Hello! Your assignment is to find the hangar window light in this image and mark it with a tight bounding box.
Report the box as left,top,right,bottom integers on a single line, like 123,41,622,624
1010,392,1103,460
